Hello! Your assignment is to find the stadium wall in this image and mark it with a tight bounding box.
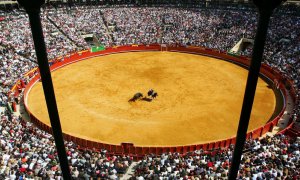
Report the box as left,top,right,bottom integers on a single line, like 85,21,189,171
20,44,296,157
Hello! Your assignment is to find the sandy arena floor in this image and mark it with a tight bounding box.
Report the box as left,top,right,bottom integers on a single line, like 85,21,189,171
27,52,276,146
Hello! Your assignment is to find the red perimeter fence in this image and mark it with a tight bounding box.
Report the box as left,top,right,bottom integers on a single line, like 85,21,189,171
14,44,296,157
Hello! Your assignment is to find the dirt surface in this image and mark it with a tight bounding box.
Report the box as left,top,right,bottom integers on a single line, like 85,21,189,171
27,52,276,146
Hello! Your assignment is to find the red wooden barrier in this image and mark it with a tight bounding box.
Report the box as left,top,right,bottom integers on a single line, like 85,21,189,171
262,125,270,135
157,148,163,154
116,146,123,154
164,147,170,153
104,144,111,151
143,147,150,154
86,140,93,148
230,137,236,145
208,142,215,149
136,147,143,155
77,139,83,146
183,146,188,154
129,146,136,154
246,132,252,140
195,145,201,150
202,144,208,151
96,142,104,149
189,145,196,152
220,140,226,148
214,141,221,149
225,139,232,147
252,127,263,139
110,145,116,152
84,139,88,147
149,147,156,154
262,123,272,135
169,147,176,153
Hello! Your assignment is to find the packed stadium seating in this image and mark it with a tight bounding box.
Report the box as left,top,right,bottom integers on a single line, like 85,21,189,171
0,2,299,179
132,135,300,179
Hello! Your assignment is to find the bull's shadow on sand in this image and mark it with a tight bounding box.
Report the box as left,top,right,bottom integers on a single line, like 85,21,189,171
128,97,153,102
141,97,153,102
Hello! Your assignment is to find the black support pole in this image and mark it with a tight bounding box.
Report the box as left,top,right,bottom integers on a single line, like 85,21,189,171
68,0,73,8
17,0,72,179
228,0,284,179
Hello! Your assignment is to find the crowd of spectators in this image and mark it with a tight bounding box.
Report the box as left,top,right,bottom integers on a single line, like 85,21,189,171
100,8,257,50
0,4,299,179
47,7,110,48
102,7,163,45
133,135,300,179
0,9,80,110
0,112,132,179
263,11,300,130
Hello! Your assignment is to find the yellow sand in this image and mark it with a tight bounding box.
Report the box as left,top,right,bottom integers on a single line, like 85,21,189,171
27,52,276,146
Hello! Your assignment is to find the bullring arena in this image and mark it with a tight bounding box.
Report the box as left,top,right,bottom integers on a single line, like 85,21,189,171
2,2,300,179
23,45,285,151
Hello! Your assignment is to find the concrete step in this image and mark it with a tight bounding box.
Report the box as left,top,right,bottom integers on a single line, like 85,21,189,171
121,162,138,180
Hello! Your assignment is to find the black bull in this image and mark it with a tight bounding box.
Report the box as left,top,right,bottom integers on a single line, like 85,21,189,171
128,92,143,102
